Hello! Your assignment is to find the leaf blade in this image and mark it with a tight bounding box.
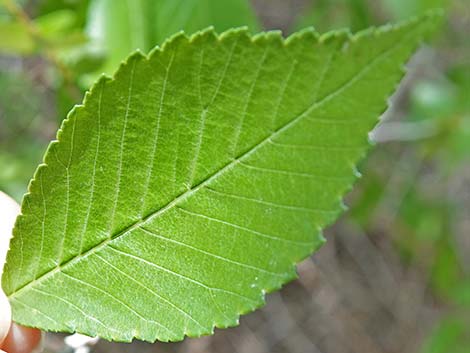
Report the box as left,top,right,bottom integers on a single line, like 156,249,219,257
3,13,441,342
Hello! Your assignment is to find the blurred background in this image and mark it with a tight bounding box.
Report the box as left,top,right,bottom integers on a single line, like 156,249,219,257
0,0,469,352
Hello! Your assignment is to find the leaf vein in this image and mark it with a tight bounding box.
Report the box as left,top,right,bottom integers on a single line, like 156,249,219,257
107,245,257,303
272,59,298,129
176,206,311,246
205,187,336,213
11,297,65,327
140,226,283,277
268,139,362,152
140,51,176,216
94,252,207,331
78,82,104,254
31,286,110,331
239,161,349,180
230,46,269,157
61,271,176,337
34,173,47,280
109,59,137,231
186,39,239,188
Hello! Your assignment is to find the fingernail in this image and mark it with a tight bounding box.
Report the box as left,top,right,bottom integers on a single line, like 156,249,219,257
1,324,42,353
30,331,44,353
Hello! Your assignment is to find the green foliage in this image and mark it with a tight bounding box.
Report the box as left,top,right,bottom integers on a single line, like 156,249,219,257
294,0,449,33
295,0,380,33
382,0,450,20
0,10,86,55
2,14,439,342
150,0,260,44
85,0,259,81
36,0,91,28
0,21,34,54
422,316,470,353
0,71,51,201
34,9,86,48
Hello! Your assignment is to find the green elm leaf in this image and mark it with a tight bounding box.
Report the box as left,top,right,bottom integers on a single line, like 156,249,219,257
2,13,441,343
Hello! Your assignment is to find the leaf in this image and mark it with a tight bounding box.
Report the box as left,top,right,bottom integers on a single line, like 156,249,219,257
150,0,259,44
293,0,378,33
0,71,49,201
0,10,86,56
86,0,259,79
381,0,450,20
422,315,470,353
0,21,34,54
2,13,441,342
34,9,88,49
86,0,152,77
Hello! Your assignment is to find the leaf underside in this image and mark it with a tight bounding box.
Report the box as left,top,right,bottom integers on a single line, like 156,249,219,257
2,13,439,342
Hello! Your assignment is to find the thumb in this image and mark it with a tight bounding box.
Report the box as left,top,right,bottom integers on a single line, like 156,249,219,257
0,191,19,345
0,291,11,346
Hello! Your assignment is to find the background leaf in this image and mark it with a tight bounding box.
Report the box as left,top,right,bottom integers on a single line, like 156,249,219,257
0,21,34,54
85,0,259,82
3,14,439,342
